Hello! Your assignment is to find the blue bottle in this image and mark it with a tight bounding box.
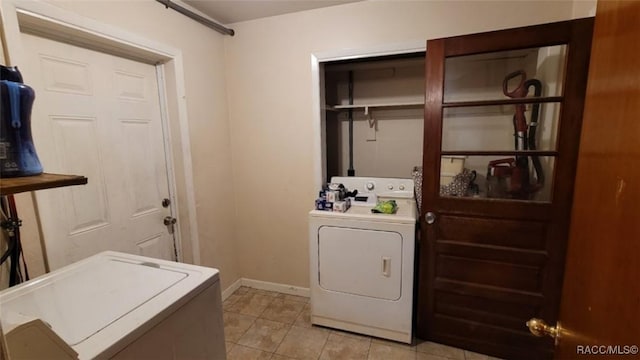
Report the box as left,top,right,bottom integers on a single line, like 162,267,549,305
1,65,43,177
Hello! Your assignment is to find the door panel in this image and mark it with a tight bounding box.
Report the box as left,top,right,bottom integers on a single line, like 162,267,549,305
437,255,542,292
438,215,547,249
417,19,594,359
51,116,110,234
20,33,175,269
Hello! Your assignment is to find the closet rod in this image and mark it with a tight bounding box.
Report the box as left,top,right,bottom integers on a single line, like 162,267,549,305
156,0,235,36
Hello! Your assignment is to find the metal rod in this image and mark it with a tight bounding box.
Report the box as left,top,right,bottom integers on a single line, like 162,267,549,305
347,71,355,177
156,0,235,36
0,9,12,65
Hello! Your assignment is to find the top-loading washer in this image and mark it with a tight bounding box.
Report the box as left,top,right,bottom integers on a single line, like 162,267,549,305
309,177,417,343
0,251,225,359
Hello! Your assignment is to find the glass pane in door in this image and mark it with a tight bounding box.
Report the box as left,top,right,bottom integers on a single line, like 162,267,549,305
441,102,561,151
439,155,555,202
443,45,567,102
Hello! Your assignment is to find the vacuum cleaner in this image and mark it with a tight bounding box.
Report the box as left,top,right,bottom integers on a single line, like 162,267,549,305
487,70,544,200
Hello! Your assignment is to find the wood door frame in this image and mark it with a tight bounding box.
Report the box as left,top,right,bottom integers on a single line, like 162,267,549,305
0,0,201,266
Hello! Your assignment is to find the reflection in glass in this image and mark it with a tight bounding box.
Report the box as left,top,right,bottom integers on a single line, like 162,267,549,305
444,45,567,102
442,103,560,152
439,156,554,202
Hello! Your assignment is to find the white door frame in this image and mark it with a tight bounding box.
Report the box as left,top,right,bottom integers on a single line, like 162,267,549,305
309,41,426,191
1,0,202,265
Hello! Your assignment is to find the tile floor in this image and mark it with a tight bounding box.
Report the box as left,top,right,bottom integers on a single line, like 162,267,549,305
223,286,502,360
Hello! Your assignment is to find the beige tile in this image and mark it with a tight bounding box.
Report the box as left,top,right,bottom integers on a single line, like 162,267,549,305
228,293,274,316
224,312,257,342
238,318,290,352
320,332,371,360
224,293,245,311
275,325,330,359
226,342,235,354
372,337,416,351
260,299,305,324
227,344,273,360
416,341,465,360
247,287,280,297
235,286,251,295
271,355,294,360
227,289,477,360
464,350,503,360
293,304,312,327
417,352,449,360
464,350,488,360
368,342,416,360
275,293,310,303
330,329,373,342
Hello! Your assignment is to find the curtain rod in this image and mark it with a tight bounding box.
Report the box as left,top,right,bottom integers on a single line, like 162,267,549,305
156,0,235,36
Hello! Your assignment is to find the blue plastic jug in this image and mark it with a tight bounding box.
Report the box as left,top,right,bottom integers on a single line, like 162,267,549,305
0,65,43,177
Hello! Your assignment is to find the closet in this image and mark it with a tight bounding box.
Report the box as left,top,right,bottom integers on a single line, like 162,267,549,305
322,54,425,180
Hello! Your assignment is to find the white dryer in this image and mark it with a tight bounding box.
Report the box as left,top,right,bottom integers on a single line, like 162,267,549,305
309,177,417,344
0,251,225,359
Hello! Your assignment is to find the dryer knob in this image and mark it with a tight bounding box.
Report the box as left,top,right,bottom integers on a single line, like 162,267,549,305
366,182,375,191
387,184,394,190
399,184,405,190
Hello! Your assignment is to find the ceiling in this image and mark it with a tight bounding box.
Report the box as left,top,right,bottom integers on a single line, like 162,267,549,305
183,0,362,25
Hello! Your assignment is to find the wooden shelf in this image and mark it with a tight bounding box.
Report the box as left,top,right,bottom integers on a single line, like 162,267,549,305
329,101,424,111
1,173,88,195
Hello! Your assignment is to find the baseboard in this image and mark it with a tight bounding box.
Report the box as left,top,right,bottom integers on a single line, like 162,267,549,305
221,278,243,301
222,278,310,298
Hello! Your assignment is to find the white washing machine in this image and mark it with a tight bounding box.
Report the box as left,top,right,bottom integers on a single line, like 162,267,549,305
309,177,417,344
0,251,225,359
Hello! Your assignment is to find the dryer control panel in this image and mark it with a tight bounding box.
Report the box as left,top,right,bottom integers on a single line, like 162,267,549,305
331,177,415,205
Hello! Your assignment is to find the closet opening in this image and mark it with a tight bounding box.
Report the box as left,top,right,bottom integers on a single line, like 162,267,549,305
320,52,425,181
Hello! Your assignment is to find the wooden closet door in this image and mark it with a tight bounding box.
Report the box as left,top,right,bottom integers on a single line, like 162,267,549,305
416,19,594,360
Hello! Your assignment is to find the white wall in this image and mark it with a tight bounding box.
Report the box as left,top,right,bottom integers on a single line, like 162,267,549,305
0,0,240,290
224,0,580,288
573,0,598,17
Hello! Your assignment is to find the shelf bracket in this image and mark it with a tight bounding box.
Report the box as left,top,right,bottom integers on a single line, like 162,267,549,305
366,109,377,142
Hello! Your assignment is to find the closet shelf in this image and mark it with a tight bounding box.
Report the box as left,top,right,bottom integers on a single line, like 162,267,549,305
1,173,88,195
328,101,424,111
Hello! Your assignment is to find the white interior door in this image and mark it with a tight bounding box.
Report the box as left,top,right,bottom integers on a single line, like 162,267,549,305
19,32,176,269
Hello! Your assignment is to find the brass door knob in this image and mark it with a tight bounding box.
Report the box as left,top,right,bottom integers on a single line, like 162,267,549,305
526,318,558,339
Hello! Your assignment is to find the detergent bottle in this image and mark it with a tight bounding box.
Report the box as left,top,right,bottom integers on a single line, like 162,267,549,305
0,65,43,177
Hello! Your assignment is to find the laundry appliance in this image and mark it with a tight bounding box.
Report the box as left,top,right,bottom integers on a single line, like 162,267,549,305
309,177,417,343
0,251,225,359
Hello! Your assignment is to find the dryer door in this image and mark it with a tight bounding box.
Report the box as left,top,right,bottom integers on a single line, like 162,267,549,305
318,226,402,300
